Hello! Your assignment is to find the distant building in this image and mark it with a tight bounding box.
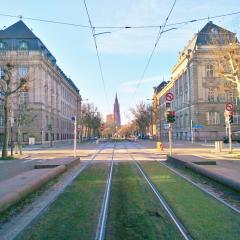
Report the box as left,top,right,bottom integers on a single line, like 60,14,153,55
113,94,121,126
0,21,82,144
106,114,114,125
152,21,240,141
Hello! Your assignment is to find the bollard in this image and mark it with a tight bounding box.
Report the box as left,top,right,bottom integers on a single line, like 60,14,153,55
157,141,164,151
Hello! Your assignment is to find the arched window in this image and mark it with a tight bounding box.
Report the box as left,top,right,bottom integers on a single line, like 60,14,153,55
19,41,28,50
206,64,214,77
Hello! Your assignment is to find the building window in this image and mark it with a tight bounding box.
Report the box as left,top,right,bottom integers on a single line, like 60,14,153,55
19,41,28,50
208,88,215,102
0,115,3,127
0,67,4,78
233,113,240,124
19,66,28,77
20,91,29,104
0,42,6,50
206,112,220,125
206,64,214,78
227,92,235,102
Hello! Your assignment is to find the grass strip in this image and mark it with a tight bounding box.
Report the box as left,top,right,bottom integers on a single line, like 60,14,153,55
17,163,109,240
105,162,183,240
140,161,240,240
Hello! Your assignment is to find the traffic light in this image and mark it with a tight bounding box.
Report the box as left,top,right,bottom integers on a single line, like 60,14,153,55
229,113,233,124
165,111,176,123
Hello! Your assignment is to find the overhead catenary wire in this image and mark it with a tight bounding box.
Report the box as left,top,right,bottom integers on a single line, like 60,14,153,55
83,0,110,110
0,11,239,30
130,0,177,106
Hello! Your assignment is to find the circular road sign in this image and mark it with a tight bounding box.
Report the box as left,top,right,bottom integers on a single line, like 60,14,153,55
166,92,174,102
226,103,233,111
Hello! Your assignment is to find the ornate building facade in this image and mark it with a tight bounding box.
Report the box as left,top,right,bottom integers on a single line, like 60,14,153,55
0,21,82,144
152,22,240,141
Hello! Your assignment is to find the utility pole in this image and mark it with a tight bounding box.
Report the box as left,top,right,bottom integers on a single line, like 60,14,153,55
191,120,194,144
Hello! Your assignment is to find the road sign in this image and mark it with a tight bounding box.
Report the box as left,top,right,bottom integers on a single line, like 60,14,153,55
166,92,174,102
226,103,233,111
163,123,169,129
193,124,204,129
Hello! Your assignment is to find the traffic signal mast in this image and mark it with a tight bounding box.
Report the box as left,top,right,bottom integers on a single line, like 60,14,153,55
224,109,233,153
165,111,176,123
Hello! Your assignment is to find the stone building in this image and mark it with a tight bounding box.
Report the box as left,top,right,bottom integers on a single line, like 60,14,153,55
152,21,240,141
0,21,82,144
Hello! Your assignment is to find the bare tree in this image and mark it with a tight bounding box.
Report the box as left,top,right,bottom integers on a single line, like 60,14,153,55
0,63,27,157
14,90,36,155
210,28,240,98
130,102,151,138
80,103,102,140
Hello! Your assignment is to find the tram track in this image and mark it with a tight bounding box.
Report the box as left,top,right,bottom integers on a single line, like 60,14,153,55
0,142,110,240
124,142,192,240
95,143,115,240
134,142,240,214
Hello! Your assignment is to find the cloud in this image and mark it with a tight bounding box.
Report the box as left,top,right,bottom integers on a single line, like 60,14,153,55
119,75,168,93
92,0,240,55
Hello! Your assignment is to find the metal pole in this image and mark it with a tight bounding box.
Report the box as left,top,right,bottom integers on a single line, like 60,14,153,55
191,120,194,144
229,122,232,153
74,116,77,157
10,111,14,156
225,124,228,138
169,123,172,156
10,125,13,156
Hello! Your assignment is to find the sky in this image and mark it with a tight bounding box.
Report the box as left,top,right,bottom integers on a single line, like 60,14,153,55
0,0,239,124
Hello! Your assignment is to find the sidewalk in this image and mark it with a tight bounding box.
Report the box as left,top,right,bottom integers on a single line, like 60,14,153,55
137,140,240,191
168,154,240,191
0,157,80,213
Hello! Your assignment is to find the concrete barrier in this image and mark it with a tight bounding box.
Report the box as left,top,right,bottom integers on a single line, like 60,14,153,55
167,155,240,192
0,165,66,213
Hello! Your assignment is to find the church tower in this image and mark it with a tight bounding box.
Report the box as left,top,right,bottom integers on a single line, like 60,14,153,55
113,93,121,126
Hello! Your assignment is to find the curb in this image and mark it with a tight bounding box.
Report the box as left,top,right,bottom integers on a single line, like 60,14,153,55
0,165,66,213
167,155,240,192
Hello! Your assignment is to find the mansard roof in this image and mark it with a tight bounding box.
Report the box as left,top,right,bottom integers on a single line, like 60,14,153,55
154,81,168,94
0,20,38,39
0,20,79,93
196,21,237,45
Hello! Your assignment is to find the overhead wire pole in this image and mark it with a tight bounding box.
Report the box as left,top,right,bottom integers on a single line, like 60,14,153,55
83,0,110,110
130,0,177,106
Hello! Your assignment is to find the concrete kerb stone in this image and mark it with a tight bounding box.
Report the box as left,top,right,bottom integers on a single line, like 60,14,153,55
0,157,80,213
0,165,66,214
167,155,240,192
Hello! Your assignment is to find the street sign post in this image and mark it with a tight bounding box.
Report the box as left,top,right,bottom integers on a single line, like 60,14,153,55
72,116,77,157
226,103,233,111
166,92,174,102
224,109,233,153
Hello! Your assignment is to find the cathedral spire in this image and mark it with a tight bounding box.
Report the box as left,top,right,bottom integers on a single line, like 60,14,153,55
113,93,121,126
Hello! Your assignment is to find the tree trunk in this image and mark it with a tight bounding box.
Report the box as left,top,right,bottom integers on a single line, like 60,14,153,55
16,127,23,155
2,96,9,157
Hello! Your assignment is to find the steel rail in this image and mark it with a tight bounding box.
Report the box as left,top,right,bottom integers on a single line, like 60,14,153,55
95,143,115,240
0,142,109,240
135,142,240,214
124,143,192,240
